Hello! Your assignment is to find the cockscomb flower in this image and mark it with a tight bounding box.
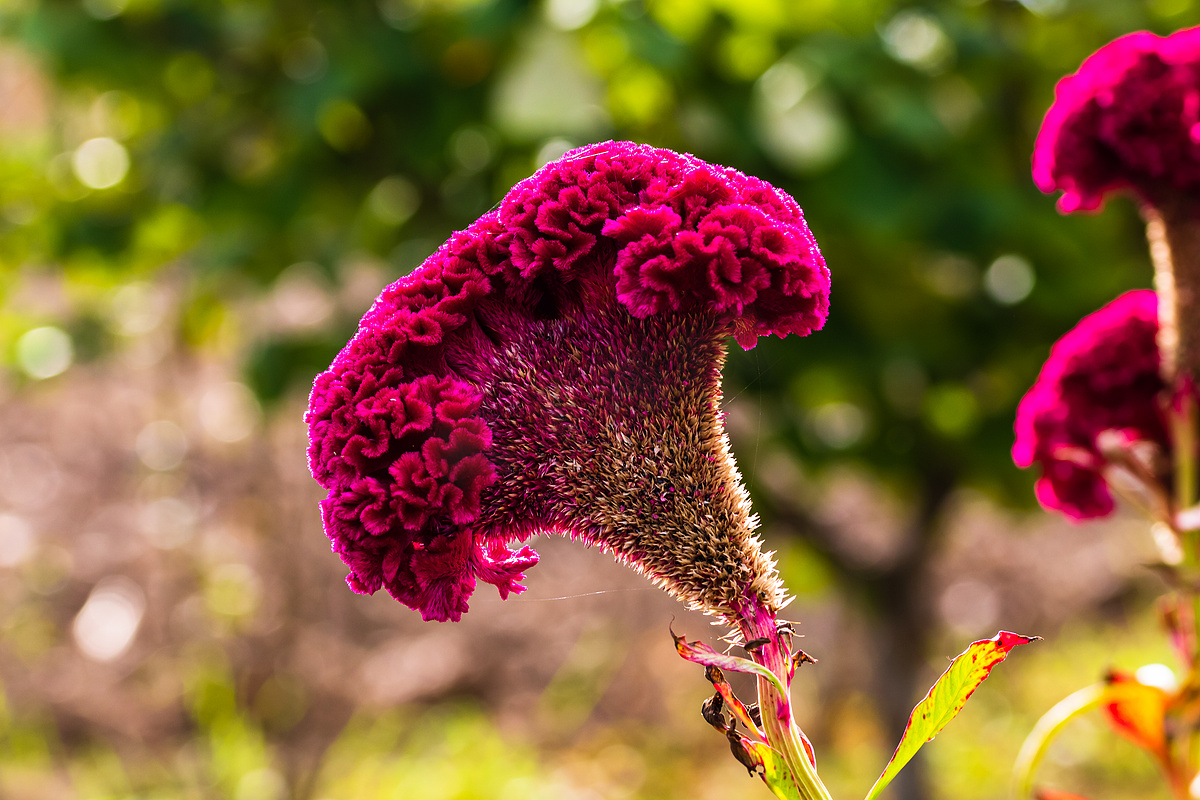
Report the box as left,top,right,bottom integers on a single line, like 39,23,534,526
1032,26,1200,215
1013,34,1200,798
1033,27,1200,385
1013,290,1167,520
306,141,830,624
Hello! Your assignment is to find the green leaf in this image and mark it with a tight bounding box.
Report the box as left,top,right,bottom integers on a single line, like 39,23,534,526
865,631,1039,800
671,626,788,697
727,735,812,800
746,739,804,800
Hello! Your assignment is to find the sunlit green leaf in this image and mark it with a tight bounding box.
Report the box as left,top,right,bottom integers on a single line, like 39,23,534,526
747,739,803,800
865,631,1039,800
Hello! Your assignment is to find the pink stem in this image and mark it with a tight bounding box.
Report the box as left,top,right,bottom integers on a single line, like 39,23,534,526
736,596,832,800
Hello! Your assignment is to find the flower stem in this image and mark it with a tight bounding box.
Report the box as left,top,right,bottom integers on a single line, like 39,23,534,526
1145,196,1200,388
1170,397,1200,785
1149,197,1200,786
1174,406,1197,516
739,600,834,800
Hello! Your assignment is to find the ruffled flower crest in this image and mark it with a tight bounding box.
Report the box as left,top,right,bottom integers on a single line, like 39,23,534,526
1033,26,1200,214
307,142,830,622
1013,290,1169,520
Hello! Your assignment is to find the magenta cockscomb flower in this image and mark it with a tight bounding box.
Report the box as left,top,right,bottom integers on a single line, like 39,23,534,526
1032,26,1200,214
1013,290,1166,520
306,141,829,624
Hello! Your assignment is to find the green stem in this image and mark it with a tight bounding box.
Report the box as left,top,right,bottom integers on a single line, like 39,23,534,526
740,604,833,800
1173,396,1197,521
756,670,833,800
1171,396,1200,652
1011,683,1106,800
1165,392,1200,791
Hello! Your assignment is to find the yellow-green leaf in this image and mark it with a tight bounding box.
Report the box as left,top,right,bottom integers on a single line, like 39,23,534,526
864,631,1039,800
747,739,803,800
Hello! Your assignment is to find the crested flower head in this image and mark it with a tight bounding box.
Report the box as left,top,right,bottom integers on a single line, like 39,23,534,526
1032,26,1200,214
1012,290,1166,520
307,141,830,622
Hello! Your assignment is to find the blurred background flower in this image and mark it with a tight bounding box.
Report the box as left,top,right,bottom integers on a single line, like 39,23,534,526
0,1,1192,799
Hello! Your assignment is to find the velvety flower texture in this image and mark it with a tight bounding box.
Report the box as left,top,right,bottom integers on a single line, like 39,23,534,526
307,141,830,622
1013,290,1165,520
1032,26,1200,213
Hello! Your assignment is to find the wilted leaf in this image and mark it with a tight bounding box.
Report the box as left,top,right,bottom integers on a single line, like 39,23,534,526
702,692,728,731
727,727,763,775
864,631,1039,800
705,664,765,740
671,626,787,696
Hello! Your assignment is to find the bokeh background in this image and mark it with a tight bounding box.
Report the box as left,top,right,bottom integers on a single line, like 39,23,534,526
0,0,1193,798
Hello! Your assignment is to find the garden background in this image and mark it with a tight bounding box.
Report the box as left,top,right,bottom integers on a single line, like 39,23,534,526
0,0,1190,798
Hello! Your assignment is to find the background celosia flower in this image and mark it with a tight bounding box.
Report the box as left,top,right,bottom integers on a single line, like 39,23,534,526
1013,290,1165,520
307,141,830,622
1032,26,1200,214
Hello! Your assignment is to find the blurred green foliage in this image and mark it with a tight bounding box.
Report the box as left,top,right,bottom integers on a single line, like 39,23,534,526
0,0,1190,497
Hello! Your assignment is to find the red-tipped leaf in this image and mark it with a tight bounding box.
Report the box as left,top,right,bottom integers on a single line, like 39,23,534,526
864,631,1039,800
